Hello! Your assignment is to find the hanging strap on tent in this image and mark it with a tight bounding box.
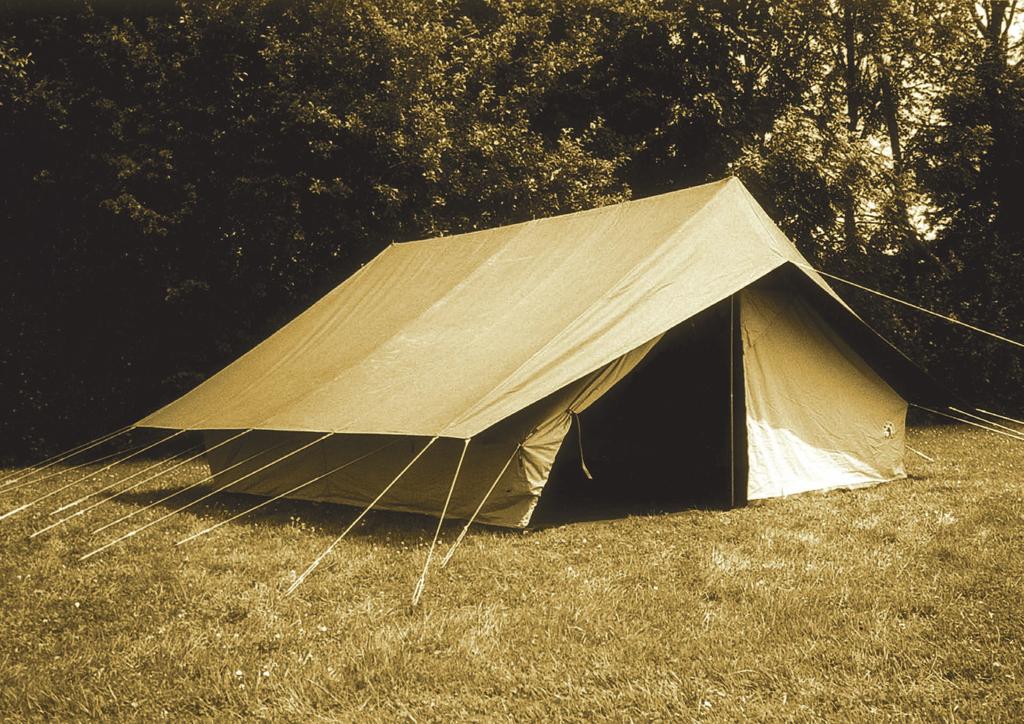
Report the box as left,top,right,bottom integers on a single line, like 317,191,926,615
80,433,332,561
32,429,254,539
286,436,439,596
0,439,153,498
175,440,396,546
412,438,471,607
0,425,135,491
0,429,188,522
975,408,1024,429
910,403,1024,442
788,261,1024,351
949,407,1024,437
441,443,521,568
573,412,593,480
93,436,276,535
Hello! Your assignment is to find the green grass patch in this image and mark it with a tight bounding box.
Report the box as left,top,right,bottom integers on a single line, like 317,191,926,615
1,424,1022,720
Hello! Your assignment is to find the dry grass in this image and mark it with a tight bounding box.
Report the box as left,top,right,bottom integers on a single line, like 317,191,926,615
0,424,1022,721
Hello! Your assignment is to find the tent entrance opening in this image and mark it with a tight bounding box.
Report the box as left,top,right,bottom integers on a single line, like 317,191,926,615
534,301,739,523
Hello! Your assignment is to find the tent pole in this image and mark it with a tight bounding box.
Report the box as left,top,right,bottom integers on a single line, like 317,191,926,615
729,294,735,509
0,425,135,491
727,292,747,508
175,439,396,546
92,437,274,535
80,433,332,561
32,429,253,538
0,429,187,521
441,444,521,568
286,436,439,595
412,438,470,606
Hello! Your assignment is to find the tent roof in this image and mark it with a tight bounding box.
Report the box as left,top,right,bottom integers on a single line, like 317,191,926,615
138,177,851,438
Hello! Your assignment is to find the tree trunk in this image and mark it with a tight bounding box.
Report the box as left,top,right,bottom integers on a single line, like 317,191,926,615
841,0,860,251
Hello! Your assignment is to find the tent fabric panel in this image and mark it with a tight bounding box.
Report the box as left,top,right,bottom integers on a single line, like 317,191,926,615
141,181,724,436
255,194,701,437
139,178,807,438
204,431,538,528
442,181,789,436
141,228,513,434
740,287,907,499
202,335,662,527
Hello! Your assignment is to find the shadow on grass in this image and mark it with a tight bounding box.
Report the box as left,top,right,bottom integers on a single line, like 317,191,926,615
101,480,721,544
528,495,725,529
106,486,523,545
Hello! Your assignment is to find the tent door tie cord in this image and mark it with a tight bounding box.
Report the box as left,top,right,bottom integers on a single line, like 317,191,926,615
412,437,471,607
573,412,593,480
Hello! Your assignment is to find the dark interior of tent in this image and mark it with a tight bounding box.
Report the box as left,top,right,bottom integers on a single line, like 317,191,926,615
532,299,746,526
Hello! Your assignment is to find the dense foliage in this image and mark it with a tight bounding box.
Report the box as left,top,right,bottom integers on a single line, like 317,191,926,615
1,0,1022,460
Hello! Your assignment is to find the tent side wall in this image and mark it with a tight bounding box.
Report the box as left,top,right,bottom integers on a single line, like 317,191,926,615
202,336,661,528
202,431,534,526
740,287,907,499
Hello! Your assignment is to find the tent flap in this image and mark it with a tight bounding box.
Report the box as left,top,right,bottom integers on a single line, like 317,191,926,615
741,287,907,499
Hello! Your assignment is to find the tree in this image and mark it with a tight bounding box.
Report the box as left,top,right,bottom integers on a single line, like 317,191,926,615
913,0,1024,404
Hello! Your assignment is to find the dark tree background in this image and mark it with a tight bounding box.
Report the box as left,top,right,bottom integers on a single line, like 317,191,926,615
1,0,1022,462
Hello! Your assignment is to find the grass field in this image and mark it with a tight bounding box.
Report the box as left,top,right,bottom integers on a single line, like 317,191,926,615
0,423,1022,721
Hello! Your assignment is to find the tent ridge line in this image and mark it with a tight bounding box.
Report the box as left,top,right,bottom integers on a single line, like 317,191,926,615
390,177,733,248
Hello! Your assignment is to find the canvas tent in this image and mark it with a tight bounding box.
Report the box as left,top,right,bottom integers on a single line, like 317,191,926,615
137,176,922,528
